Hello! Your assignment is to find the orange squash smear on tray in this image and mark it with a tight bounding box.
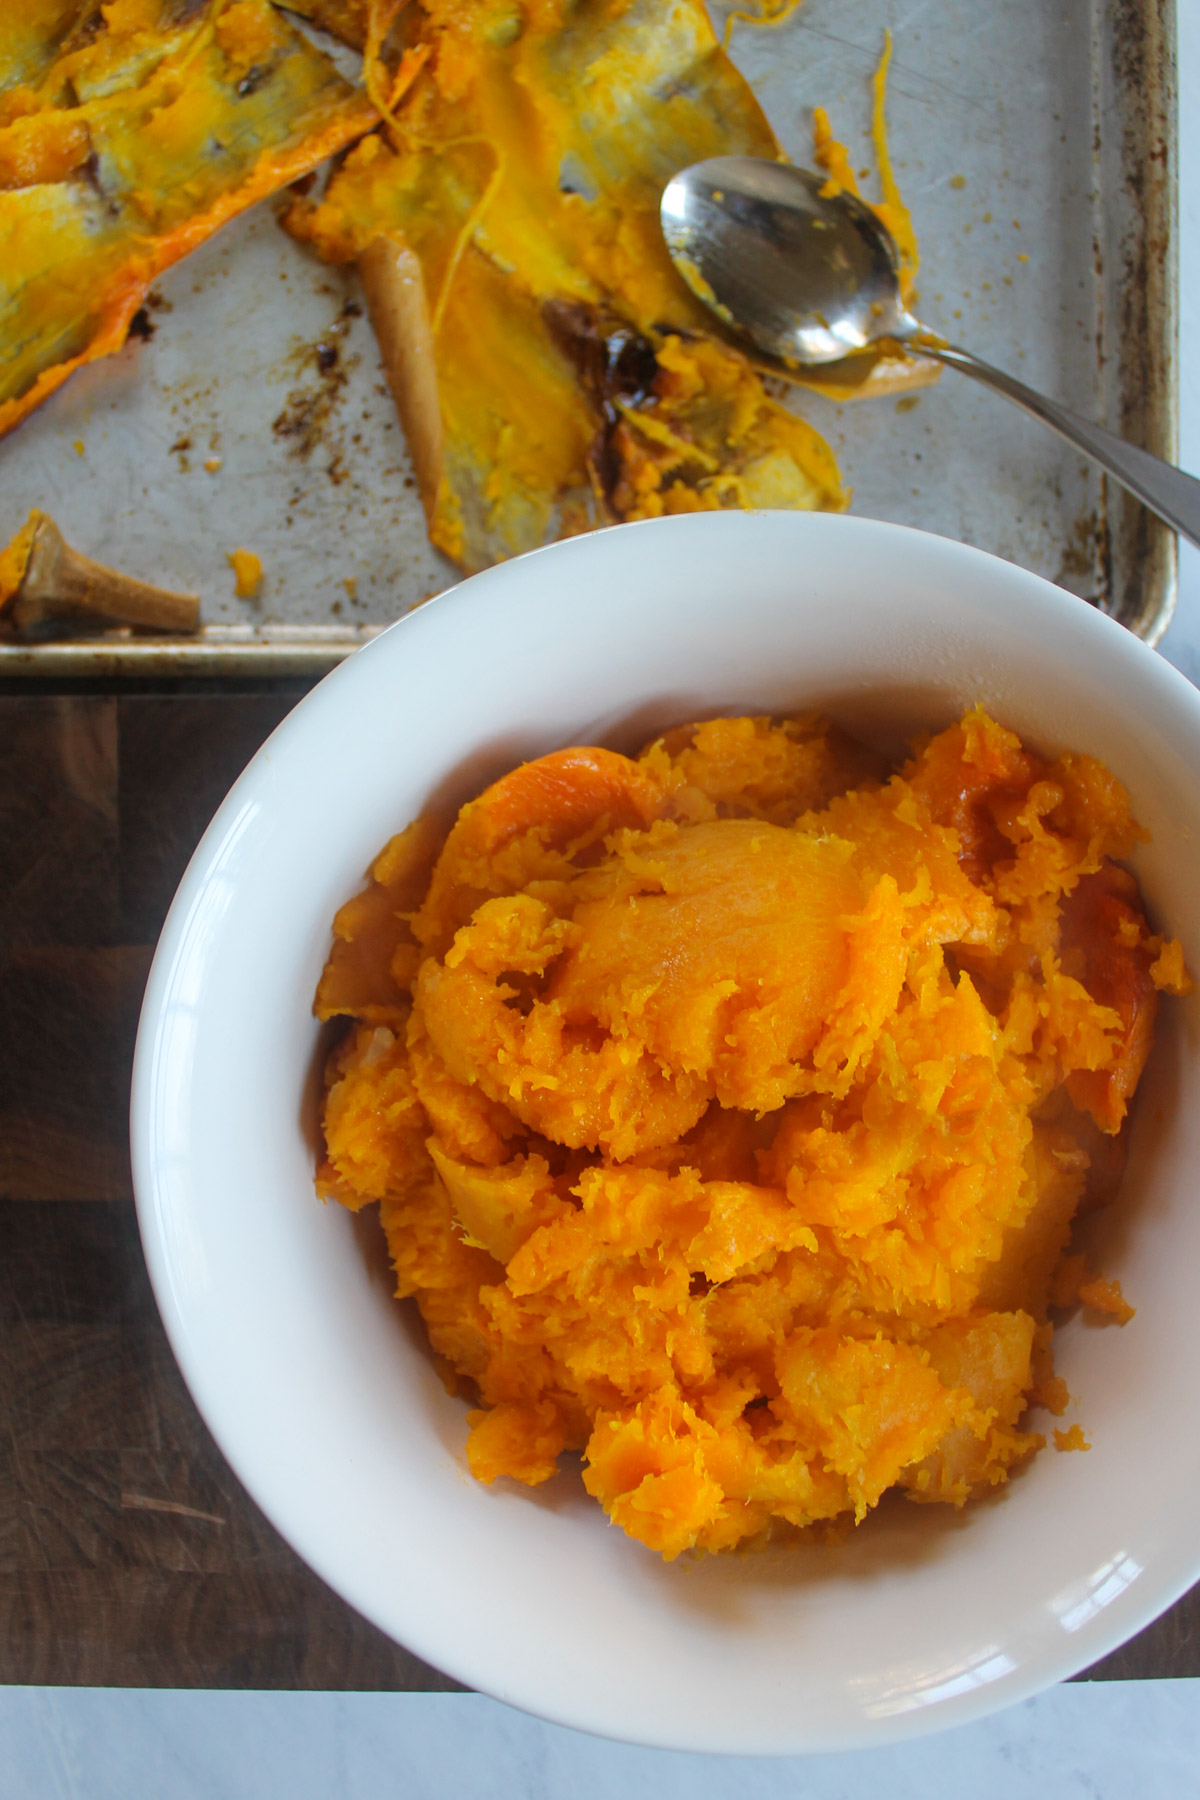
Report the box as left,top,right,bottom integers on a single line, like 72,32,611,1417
314,709,1189,1560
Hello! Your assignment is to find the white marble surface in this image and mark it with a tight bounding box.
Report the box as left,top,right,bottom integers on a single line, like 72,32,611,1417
0,1682,1197,1800
2,7,1199,1796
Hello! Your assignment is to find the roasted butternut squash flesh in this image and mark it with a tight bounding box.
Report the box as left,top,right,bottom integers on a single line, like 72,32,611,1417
0,0,376,437
315,709,1188,1559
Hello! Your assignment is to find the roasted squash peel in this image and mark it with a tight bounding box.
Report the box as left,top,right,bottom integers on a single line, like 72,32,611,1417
316,709,1188,1559
0,0,377,439
283,0,862,570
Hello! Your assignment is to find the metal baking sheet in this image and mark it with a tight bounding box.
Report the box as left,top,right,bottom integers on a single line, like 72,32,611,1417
0,0,1176,675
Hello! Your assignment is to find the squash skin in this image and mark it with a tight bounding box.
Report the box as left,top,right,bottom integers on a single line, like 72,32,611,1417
0,0,377,438
316,711,1188,1559
282,0,853,571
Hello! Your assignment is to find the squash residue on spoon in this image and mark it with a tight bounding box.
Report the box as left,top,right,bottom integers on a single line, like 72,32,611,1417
314,709,1188,1560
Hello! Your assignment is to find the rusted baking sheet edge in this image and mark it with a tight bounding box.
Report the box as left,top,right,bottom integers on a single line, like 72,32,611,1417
0,622,384,679
1101,0,1178,646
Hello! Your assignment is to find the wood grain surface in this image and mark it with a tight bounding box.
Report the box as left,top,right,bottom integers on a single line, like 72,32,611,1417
0,691,459,1690
0,689,1195,1688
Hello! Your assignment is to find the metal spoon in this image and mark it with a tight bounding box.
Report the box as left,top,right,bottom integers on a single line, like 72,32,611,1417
660,155,1200,556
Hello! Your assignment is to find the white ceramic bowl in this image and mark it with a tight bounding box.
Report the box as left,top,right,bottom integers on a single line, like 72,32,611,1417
131,511,1200,1754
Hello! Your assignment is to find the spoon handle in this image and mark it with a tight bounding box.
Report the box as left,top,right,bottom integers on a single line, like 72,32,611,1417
920,343,1200,551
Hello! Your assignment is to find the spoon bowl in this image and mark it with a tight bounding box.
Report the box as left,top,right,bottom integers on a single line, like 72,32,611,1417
660,155,915,366
660,153,1200,582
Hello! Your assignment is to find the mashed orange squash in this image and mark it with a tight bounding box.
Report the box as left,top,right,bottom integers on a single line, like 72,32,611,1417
315,708,1188,1559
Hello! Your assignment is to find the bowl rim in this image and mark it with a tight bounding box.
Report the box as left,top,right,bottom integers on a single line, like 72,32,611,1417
130,510,1200,1753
